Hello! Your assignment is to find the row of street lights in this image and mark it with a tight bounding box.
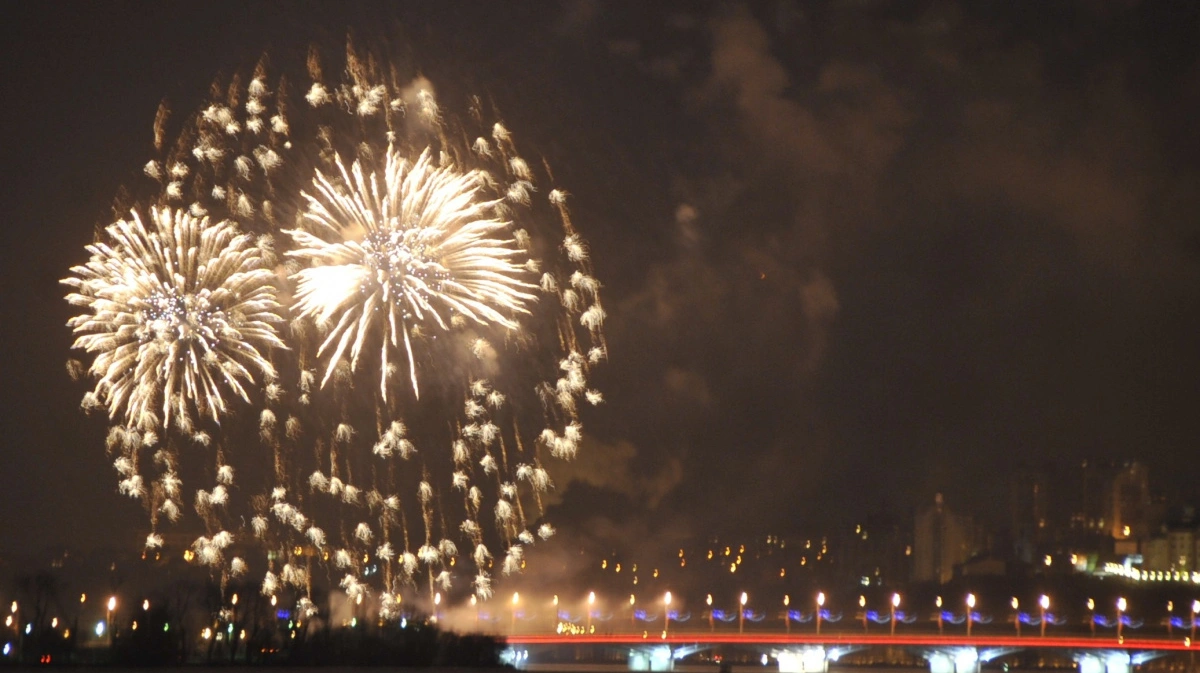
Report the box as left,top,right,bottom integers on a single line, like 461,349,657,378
509,590,1200,638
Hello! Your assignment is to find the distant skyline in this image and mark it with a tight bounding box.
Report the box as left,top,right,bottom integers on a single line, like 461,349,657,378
2,1,1199,560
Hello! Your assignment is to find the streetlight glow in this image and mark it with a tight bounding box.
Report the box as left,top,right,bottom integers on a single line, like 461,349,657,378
739,592,748,634
1117,596,1127,641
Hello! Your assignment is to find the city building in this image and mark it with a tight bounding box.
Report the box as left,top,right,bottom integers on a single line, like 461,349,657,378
912,493,977,584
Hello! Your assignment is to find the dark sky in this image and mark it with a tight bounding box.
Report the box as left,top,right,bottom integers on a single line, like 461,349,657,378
2,1,1200,558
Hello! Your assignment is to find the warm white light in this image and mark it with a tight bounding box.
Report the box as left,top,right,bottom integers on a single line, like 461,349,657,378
512,592,520,605
588,591,596,605
1011,597,1019,610
740,592,748,607
892,593,901,608
107,597,116,612
966,593,976,609
1040,595,1050,610
664,592,672,606
817,592,825,607
1117,597,1127,612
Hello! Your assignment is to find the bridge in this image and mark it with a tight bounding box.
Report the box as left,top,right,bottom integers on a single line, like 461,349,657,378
503,632,1198,673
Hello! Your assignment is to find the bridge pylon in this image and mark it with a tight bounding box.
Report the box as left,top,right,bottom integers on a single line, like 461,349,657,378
927,648,979,673
775,646,829,673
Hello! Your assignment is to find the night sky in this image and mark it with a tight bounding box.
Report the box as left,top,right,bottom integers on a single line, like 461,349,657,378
2,1,1199,560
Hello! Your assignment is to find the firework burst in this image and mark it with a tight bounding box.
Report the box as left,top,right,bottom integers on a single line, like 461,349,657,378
63,206,285,428
64,42,607,615
286,145,537,399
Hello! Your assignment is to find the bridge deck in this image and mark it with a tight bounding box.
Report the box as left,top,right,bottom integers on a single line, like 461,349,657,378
507,633,1197,651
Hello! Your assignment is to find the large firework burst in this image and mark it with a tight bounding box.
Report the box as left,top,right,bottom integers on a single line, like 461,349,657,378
287,146,537,399
63,206,285,428
63,43,607,620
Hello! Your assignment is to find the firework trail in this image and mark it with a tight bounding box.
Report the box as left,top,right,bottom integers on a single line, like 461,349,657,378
63,43,607,616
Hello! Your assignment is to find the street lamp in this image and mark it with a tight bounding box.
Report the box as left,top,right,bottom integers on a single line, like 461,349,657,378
966,594,976,638
1039,595,1050,637
106,596,116,647
664,592,673,637
1011,597,1021,637
1168,601,1174,638
1087,598,1096,637
706,594,713,632
1117,597,1127,641
860,595,868,633
783,595,791,634
433,592,441,623
891,593,901,636
1191,599,1199,643
816,592,826,636
587,591,596,634
936,596,943,635
511,592,520,634
470,594,479,629
739,592,748,634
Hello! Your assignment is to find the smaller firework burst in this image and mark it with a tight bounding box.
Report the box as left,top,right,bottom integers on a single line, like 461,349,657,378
63,206,285,428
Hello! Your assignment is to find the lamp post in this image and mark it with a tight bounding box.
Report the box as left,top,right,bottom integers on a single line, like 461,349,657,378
816,592,826,636
966,594,976,638
511,592,520,635
553,595,560,633
739,592,747,634
1087,598,1095,637
1011,597,1021,637
936,596,943,635
706,594,713,632
1039,595,1050,637
860,596,868,633
1168,601,1175,638
1117,597,1127,641
664,592,672,638
433,592,441,624
1191,600,1198,643
471,594,479,629
587,592,596,634
629,595,636,632
784,595,791,634
891,593,901,636
107,596,116,648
